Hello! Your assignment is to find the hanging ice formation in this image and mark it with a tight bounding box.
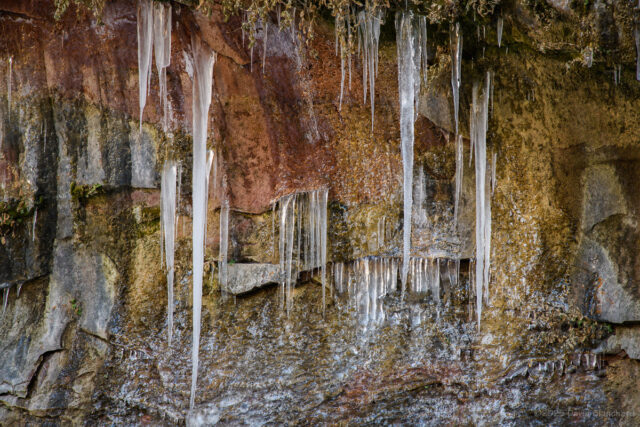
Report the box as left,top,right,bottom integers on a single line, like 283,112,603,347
453,134,464,229
336,11,346,111
160,161,177,345
358,9,384,130
396,10,428,291
470,72,492,330
189,37,216,410
273,188,328,314
636,25,640,81
7,57,12,109
451,23,462,135
333,257,398,325
219,194,229,290
137,0,172,132
497,17,503,48
450,22,464,230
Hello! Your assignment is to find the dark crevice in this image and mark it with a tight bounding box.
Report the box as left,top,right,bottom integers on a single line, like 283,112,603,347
24,348,65,400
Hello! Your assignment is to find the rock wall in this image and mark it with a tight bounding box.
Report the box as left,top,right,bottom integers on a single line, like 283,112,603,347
1,0,640,422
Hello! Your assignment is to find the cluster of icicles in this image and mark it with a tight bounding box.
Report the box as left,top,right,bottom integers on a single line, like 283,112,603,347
332,256,461,326
140,0,506,410
272,188,329,315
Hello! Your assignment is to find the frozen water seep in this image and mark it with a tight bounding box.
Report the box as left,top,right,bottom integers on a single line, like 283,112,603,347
189,36,216,409
470,72,493,330
273,188,328,314
396,11,428,291
160,161,177,346
497,17,504,48
137,0,172,132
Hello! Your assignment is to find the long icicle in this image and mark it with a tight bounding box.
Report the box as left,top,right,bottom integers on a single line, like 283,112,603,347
396,11,426,293
471,72,492,330
189,37,216,410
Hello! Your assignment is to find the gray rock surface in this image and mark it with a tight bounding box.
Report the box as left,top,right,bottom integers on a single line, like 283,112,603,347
224,263,281,295
600,326,640,360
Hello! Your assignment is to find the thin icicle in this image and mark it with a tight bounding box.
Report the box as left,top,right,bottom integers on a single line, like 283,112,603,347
7,57,12,110
491,149,497,196
348,12,352,90
2,287,8,316
320,189,328,314
262,19,268,74
219,196,229,290
161,161,177,346
636,25,640,81
450,22,462,136
497,17,503,48
137,0,154,132
32,208,37,241
189,37,216,410
339,48,345,111
454,134,464,229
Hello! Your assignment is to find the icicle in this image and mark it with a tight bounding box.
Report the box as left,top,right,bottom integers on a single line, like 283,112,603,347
262,19,268,75
204,150,215,251
219,196,229,290
348,13,352,90
450,22,462,136
153,2,172,132
137,0,154,132
2,287,8,316
161,161,177,346
491,149,497,196
189,37,216,410
7,57,12,110
454,134,464,230
338,27,345,111
636,25,640,81
396,11,427,290
242,12,246,47
471,72,492,330
320,189,328,313
31,208,37,241
497,17,503,48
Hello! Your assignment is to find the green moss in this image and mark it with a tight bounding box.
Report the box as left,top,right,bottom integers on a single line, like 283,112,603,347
0,197,40,234
70,182,104,202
